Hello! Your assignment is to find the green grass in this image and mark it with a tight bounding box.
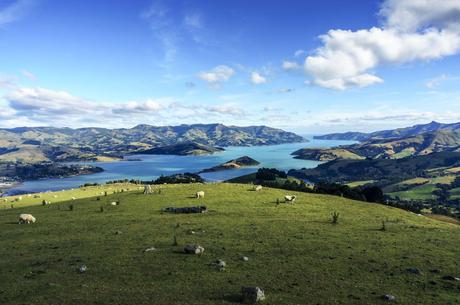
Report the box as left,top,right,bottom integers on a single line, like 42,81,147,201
346,180,375,188
388,184,439,200
1,183,141,209
0,183,459,305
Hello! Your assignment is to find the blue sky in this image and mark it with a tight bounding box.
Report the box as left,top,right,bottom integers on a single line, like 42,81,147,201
1,0,460,133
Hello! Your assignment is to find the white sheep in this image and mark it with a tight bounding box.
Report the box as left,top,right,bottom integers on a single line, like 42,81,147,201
71,197,76,200
254,185,263,191
110,201,117,206
196,191,205,199
18,214,36,224
284,195,297,203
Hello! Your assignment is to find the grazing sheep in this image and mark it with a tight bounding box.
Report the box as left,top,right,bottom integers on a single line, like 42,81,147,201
3,198,7,202
254,185,263,191
71,197,76,200
196,191,205,199
15,196,23,202
284,195,297,203
110,201,117,206
18,214,36,224
42,200,51,206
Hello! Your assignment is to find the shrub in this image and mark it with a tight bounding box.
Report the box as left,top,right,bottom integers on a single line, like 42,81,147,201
331,211,339,224
69,204,74,211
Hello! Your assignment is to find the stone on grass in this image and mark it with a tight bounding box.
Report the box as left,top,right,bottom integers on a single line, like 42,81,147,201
241,256,249,262
442,275,460,281
78,265,87,273
213,259,226,271
144,247,157,252
184,244,204,255
241,286,265,303
407,267,422,275
382,294,396,301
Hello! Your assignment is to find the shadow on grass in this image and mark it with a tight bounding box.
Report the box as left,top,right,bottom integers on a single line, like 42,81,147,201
220,294,242,303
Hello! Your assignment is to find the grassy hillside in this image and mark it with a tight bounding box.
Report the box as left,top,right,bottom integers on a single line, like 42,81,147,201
0,183,459,305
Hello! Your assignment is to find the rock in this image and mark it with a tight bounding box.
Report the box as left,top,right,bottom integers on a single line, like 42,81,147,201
242,287,265,304
213,259,226,271
241,256,249,262
115,230,122,235
110,202,117,206
407,267,422,275
184,244,204,255
144,247,157,252
78,265,87,273
382,294,396,301
429,269,441,273
442,275,460,281
188,230,196,235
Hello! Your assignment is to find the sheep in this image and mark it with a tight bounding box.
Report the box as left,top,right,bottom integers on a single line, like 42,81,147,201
196,191,205,199
71,197,76,200
110,201,117,206
284,195,297,203
42,200,51,206
18,214,36,224
15,196,23,202
254,185,263,191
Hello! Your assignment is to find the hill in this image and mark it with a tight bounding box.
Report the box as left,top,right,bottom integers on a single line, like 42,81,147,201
0,124,305,163
289,151,460,186
0,183,458,305
140,142,224,156
296,130,460,161
199,156,260,173
315,120,460,141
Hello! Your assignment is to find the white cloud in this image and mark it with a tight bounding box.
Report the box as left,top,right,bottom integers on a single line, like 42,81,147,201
1,86,251,128
305,0,460,90
184,12,202,29
0,0,35,26
425,74,460,89
294,50,305,57
197,65,235,88
250,72,267,84
282,60,300,71
205,104,246,116
20,69,36,81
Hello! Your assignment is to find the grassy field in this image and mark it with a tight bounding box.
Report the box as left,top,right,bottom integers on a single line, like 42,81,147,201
0,183,459,305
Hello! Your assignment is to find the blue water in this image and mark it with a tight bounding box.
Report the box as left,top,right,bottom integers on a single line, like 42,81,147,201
5,138,355,194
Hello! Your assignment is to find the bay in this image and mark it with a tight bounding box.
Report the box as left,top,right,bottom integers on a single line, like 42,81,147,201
5,138,355,194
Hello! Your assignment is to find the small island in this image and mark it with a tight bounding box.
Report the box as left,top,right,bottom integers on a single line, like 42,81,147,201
199,156,260,173
140,142,225,156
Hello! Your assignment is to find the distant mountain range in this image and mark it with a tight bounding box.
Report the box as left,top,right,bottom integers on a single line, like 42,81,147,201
295,121,460,161
0,124,305,163
315,121,460,141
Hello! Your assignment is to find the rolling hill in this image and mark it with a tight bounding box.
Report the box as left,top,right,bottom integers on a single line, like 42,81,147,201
0,183,459,305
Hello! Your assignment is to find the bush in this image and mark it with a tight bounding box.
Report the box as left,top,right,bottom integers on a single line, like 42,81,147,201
331,211,339,224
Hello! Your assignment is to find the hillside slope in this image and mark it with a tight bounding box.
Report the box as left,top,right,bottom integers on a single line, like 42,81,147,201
0,183,459,305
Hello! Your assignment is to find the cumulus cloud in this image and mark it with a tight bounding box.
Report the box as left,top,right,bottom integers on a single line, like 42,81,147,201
197,65,235,88
250,72,267,84
282,60,300,71
305,0,460,90
425,74,460,89
205,104,247,116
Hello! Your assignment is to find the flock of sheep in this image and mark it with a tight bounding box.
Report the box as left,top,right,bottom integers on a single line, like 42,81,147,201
15,184,298,225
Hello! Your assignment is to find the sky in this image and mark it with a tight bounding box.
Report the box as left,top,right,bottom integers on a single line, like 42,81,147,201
1,0,460,133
